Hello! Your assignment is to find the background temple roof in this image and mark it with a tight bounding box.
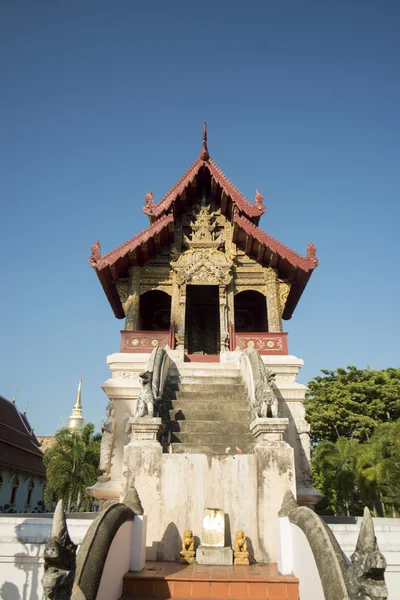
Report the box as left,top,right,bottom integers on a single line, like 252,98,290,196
0,396,46,477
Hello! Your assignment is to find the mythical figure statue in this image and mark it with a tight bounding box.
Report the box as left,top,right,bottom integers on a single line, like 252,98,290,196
349,506,387,599
244,347,279,418
180,529,195,564
234,530,250,565
133,371,155,418
42,500,77,600
99,401,116,476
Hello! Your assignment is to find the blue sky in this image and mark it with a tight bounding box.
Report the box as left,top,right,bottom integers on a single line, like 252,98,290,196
0,1,399,434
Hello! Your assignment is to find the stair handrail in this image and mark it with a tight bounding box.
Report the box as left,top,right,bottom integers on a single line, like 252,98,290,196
71,502,135,600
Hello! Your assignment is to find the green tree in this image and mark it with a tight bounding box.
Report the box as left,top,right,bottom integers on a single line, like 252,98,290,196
305,366,400,445
356,422,400,516
44,423,101,512
312,437,360,515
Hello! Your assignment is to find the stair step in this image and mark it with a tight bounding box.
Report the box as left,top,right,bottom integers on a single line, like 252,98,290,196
170,443,254,455
167,421,251,434
169,409,253,421
171,431,255,443
168,376,241,385
122,562,299,599
167,399,250,410
174,386,247,396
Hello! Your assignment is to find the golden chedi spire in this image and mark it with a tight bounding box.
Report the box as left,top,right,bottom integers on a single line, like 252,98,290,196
67,377,85,430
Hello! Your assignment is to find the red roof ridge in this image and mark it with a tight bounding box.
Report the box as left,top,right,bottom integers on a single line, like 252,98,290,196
207,159,266,218
234,213,318,272
142,157,201,217
141,123,265,219
89,212,174,270
141,156,265,220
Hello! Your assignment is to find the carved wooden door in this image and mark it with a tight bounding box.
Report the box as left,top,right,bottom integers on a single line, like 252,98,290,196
186,286,220,355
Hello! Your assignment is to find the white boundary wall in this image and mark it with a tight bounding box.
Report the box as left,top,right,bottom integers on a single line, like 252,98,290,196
277,516,400,600
0,513,147,600
0,514,95,600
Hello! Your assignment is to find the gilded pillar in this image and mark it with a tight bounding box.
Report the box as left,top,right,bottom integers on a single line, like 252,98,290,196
125,266,141,330
171,278,186,352
226,281,235,327
219,285,229,351
265,269,282,332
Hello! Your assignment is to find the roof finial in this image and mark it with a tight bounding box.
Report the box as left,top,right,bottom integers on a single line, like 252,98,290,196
67,377,85,431
24,402,28,415
12,389,18,404
74,377,82,410
200,121,210,162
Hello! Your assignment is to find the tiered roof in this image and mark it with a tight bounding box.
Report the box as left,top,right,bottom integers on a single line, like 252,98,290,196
0,396,45,477
90,124,318,320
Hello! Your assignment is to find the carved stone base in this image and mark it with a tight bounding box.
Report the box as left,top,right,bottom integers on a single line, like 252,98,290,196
180,550,196,564
86,478,121,502
129,417,163,446
296,484,324,510
196,546,233,566
234,551,250,565
250,418,289,445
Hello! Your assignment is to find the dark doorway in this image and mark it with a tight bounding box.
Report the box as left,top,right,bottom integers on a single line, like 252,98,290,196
186,285,220,354
234,290,268,332
139,290,171,330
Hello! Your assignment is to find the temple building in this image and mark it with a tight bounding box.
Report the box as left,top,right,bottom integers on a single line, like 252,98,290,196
88,125,320,565
90,124,317,359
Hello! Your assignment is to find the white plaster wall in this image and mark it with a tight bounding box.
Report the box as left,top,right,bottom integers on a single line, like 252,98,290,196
97,520,132,600
0,515,94,600
291,522,325,600
277,517,325,600
122,445,295,564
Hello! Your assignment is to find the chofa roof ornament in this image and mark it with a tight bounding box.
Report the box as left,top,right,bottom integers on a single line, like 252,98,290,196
200,121,210,162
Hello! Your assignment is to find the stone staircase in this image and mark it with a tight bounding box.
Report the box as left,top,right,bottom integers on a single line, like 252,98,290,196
161,363,255,455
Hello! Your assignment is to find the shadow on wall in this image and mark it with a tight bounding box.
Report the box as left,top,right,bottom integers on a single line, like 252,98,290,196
146,522,182,562
275,389,311,490
1,582,21,599
14,520,46,600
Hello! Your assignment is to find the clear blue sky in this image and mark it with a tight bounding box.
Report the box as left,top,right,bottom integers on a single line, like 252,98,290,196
1,1,399,435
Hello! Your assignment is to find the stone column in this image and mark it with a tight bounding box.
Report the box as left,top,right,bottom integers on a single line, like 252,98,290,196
265,269,282,332
171,280,186,356
249,417,296,561
125,266,141,330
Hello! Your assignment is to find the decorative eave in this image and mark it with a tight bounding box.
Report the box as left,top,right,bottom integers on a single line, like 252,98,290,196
89,213,175,318
232,214,318,320
142,123,266,222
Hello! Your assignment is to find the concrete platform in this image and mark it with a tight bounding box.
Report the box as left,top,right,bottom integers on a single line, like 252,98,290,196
122,561,299,599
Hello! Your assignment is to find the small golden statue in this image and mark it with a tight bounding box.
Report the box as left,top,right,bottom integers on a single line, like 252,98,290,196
234,530,250,565
180,529,195,564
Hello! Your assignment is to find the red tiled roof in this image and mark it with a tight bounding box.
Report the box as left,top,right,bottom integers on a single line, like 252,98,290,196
0,396,46,477
142,157,265,220
89,213,174,270
233,213,319,272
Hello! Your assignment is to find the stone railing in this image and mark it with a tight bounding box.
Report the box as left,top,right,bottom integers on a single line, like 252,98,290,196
120,326,175,353
233,331,288,355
